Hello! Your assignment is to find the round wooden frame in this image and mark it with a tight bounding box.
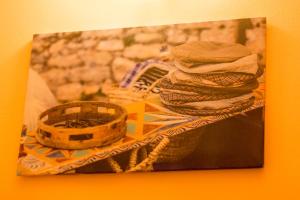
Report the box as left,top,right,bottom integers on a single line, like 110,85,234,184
36,101,127,149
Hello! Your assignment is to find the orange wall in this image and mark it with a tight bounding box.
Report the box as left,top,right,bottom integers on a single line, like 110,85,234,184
0,0,299,199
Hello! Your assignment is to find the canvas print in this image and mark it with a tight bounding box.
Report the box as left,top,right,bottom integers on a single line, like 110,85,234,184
18,17,265,175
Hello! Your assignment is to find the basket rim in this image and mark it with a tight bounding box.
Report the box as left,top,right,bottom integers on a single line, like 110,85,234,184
38,101,127,133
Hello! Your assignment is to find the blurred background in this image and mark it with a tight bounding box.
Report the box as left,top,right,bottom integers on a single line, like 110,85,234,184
30,18,265,103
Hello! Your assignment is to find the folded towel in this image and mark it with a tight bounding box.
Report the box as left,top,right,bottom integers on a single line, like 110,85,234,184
171,41,252,64
174,54,259,75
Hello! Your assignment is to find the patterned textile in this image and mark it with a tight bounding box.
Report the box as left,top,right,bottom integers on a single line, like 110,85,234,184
158,77,258,94
161,93,253,109
160,88,245,103
120,59,171,88
163,96,255,116
168,71,257,88
132,66,169,93
155,42,261,116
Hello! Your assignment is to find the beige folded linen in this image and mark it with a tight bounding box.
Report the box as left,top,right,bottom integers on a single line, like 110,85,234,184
160,93,253,110
169,70,218,87
168,70,256,88
171,41,251,64
174,54,259,75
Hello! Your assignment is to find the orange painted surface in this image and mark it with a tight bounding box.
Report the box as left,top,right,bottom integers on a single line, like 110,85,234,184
0,0,299,199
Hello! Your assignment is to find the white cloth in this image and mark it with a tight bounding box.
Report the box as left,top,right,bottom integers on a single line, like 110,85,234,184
24,69,58,131
174,54,259,75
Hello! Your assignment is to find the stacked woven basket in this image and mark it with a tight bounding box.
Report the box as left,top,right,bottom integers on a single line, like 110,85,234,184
159,41,260,116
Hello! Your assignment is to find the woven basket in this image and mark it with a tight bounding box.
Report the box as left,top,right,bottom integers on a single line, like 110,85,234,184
159,89,247,103
163,96,255,116
36,101,127,149
185,72,257,87
158,77,258,95
150,127,205,163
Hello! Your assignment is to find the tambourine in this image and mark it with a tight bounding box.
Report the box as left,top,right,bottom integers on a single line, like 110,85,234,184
36,101,127,149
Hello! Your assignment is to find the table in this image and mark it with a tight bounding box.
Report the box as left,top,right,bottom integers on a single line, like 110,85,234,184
17,84,264,175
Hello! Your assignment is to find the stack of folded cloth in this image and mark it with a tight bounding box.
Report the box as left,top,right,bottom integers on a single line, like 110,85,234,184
158,41,260,116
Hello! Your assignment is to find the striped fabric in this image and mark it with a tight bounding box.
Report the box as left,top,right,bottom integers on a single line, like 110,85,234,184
120,59,170,88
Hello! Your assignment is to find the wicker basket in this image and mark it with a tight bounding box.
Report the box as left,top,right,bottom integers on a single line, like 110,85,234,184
158,77,258,95
163,96,255,116
150,127,205,163
36,101,127,149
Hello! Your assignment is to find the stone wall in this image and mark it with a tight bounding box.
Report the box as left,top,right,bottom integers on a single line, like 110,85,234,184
30,18,266,102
